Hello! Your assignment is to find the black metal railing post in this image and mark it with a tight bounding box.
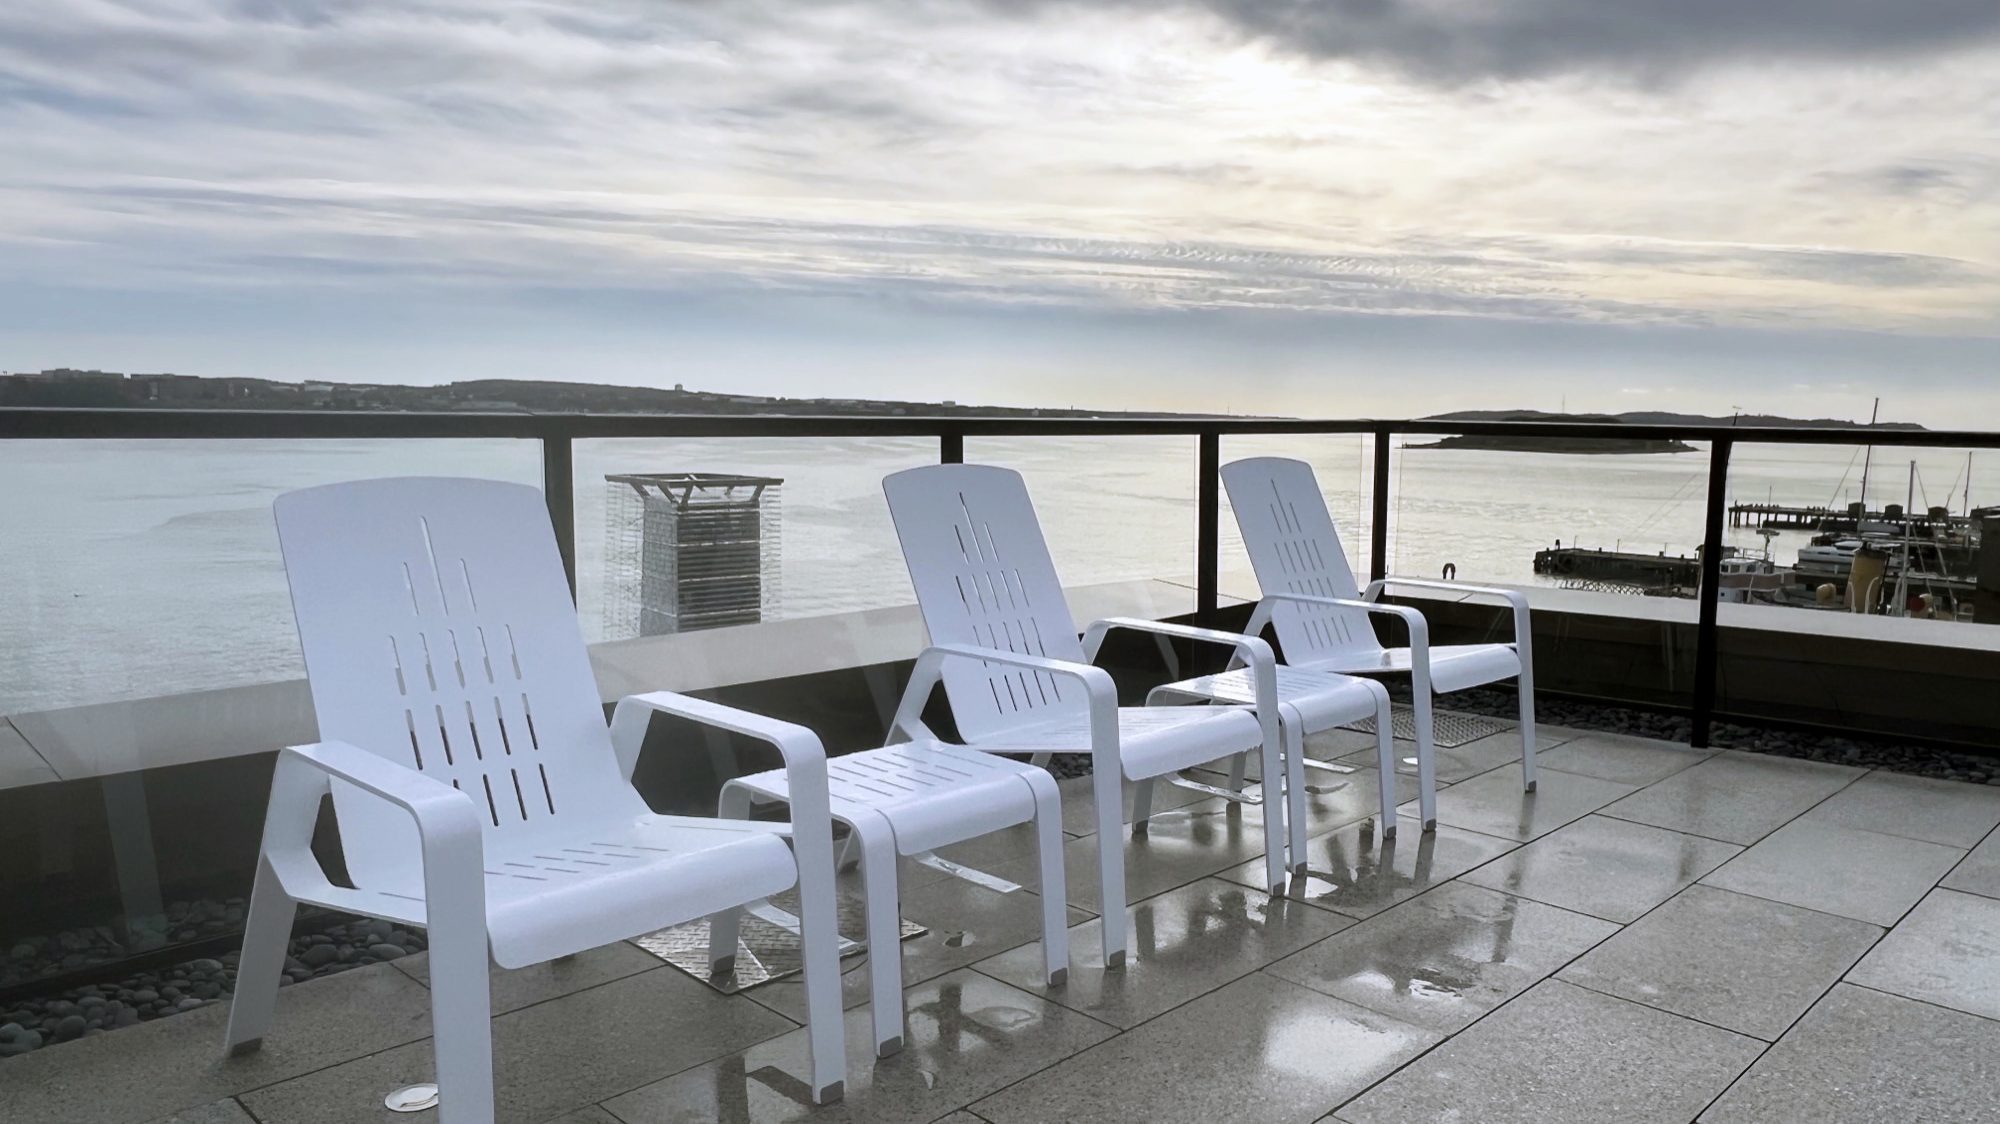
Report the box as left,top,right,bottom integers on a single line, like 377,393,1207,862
940,431,964,464
1370,425,1392,582
1196,431,1220,625
1691,437,1733,747
542,436,577,599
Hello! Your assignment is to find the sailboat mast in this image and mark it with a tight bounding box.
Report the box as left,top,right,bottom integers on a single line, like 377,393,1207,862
1857,396,1879,511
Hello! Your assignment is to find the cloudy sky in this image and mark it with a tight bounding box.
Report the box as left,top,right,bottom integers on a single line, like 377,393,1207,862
2,0,1998,423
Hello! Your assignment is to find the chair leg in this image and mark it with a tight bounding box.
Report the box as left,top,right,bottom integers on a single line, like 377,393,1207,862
1280,709,1310,877
1367,684,1398,840
1225,751,1250,794
1021,770,1070,987
1092,768,1129,968
852,813,905,1058
1255,727,1288,896
791,810,848,1105
1130,777,1156,837
424,908,496,1124
1411,688,1439,832
708,784,756,974
1516,672,1539,793
223,854,296,1056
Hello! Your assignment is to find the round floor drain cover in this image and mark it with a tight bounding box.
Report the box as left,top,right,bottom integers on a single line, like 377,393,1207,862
385,1084,440,1112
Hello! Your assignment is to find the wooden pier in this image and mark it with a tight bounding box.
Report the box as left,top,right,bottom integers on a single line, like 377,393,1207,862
1728,502,1967,532
1532,546,1703,589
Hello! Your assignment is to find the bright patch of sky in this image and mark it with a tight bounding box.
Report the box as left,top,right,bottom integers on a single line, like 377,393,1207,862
2,1,1997,424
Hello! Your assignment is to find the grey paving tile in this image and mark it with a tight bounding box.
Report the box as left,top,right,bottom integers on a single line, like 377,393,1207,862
1801,770,2000,847
985,794,1280,914
0,963,434,1124
1847,888,2000,1020
1218,815,1516,919
1701,818,1964,925
1700,983,2000,1123
1598,750,1864,845
928,1114,990,1124
1265,881,1618,1034
239,968,793,1124
971,972,1438,1124
1462,814,1741,923
146,1101,257,1124
1212,766,1401,842
601,969,1115,1124
1400,766,1637,842
1943,826,2000,899
390,940,662,1016
548,1109,624,1124
745,874,1088,1025
1558,884,1883,1040
1534,731,1715,786
973,877,1352,1028
1341,979,1762,1124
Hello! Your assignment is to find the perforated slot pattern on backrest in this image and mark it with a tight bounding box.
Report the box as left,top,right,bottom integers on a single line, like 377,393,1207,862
275,478,638,895
1221,457,1383,664
883,465,1090,742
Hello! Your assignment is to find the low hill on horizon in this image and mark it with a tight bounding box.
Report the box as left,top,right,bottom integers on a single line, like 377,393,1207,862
1423,408,1927,431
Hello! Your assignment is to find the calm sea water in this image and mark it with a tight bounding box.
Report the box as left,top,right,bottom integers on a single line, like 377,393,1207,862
3,434,1993,714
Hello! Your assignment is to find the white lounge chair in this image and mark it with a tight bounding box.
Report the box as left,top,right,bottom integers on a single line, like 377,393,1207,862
225,478,847,1120
1220,456,1540,828
882,464,1288,967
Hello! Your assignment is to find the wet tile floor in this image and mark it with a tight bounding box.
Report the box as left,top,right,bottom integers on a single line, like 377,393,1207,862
7,722,1999,1124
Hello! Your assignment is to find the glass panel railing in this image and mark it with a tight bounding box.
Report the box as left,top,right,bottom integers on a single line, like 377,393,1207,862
1217,433,1376,602
969,435,1200,620
0,438,538,715
1384,431,1718,591
0,437,539,1005
573,436,937,645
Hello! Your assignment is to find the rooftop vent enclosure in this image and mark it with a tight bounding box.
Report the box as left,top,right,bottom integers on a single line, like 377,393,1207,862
603,473,782,638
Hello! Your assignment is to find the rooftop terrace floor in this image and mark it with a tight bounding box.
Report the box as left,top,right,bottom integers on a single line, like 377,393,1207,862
6,721,1999,1123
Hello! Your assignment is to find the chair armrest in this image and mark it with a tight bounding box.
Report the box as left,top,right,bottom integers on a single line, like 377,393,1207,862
1081,617,1279,716
1364,577,1532,657
891,643,1119,762
1249,592,1432,687
287,741,485,838
261,741,487,925
609,689,835,853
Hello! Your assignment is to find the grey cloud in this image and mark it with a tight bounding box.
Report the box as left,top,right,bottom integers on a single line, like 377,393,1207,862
1002,0,2000,82
24,179,1993,329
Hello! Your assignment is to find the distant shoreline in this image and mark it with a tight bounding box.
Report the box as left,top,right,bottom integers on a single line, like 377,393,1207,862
1407,435,1698,455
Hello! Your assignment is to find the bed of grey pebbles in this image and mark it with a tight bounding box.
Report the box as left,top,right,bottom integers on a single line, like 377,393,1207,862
0,917,426,1058
1440,685,1998,785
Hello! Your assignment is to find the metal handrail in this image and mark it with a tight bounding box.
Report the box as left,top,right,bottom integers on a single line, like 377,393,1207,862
8,405,1998,746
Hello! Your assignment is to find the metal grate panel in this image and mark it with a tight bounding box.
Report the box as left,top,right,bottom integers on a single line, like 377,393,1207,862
1338,705,1512,748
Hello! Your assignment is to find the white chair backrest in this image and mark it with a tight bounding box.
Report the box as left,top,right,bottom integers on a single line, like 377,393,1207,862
275,478,641,894
882,465,1089,742
1221,457,1385,665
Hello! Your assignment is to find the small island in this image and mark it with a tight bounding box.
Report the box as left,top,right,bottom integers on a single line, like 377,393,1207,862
1410,433,1696,455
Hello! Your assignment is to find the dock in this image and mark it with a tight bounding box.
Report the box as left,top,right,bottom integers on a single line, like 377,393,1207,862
1532,545,1703,588
1729,501,1968,532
